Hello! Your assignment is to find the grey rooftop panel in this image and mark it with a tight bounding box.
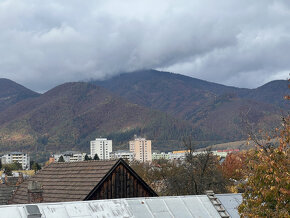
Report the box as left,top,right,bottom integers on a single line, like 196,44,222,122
182,195,221,218
216,193,242,218
0,195,224,218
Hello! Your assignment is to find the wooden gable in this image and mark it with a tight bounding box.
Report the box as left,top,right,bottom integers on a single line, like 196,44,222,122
85,159,157,200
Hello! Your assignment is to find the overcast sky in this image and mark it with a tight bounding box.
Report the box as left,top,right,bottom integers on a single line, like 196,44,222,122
0,0,289,92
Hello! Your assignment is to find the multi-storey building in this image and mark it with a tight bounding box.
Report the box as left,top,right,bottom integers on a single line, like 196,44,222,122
53,151,87,162
152,152,170,160
129,136,152,162
1,152,30,169
110,150,134,162
90,138,112,160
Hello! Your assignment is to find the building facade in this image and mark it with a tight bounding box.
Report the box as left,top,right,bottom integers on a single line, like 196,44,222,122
152,152,170,160
90,138,112,160
53,151,87,162
129,136,152,162
1,152,30,170
110,150,134,162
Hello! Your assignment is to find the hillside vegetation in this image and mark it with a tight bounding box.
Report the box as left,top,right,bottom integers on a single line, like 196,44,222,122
93,70,287,141
0,78,39,112
0,82,195,153
0,70,287,156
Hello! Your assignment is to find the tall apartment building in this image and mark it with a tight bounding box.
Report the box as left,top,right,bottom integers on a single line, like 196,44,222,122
90,138,112,160
1,152,30,169
129,136,152,162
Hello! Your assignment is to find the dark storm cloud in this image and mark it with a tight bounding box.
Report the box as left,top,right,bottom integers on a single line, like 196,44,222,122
0,0,289,91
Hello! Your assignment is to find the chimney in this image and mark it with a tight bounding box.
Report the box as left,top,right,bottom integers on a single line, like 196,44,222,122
4,174,8,185
28,181,43,203
16,172,24,186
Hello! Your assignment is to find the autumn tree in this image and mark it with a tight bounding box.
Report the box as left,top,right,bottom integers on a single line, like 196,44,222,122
182,137,227,195
222,152,247,181
130,136,227,196
130,159,186,196
238,116,290,217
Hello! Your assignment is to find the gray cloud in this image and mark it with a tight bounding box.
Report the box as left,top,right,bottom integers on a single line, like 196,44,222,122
0,0,289,92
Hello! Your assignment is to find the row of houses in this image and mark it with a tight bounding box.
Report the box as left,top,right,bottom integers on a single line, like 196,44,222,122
0,144,238,172
90,136,152,162
89,137,238,163
152,149,239,161
51,137,239,164
51,136,153,163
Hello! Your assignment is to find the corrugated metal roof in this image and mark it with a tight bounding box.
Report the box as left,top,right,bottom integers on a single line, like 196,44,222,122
0,195,222,218
216,193,242,218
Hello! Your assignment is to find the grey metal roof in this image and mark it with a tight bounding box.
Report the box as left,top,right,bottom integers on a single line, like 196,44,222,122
0,195,222,218
216,194,242,218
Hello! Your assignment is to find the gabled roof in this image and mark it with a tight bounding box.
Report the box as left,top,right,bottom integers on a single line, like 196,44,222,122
1,195,221,218
10,159,155,204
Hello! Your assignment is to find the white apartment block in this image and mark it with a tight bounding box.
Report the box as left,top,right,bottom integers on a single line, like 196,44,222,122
129,136,152,162
90,138,112,160
53,151,87,162
110,150,134,162
151,150,229,161
1,152,30,169
152,152,170,160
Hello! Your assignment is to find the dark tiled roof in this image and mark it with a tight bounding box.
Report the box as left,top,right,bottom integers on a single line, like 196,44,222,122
0,184,17,205
10,160,118,204
0,175,23,205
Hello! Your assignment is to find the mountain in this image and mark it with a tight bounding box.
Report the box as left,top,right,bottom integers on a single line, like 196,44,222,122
0,78,39,112
93,69,288,111
93,70,238,118
92,70,288,141
241,80,289,108
0,82,195,155
0,72,287,160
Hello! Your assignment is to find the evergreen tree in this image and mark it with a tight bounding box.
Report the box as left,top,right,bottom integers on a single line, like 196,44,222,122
84,154,92,161
32,162,42,173
12,161,22,170
3,166,12,176
93,154,100,160
58,155,65,162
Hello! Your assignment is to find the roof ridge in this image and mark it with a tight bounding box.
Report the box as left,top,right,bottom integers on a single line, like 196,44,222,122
51,159,118,164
